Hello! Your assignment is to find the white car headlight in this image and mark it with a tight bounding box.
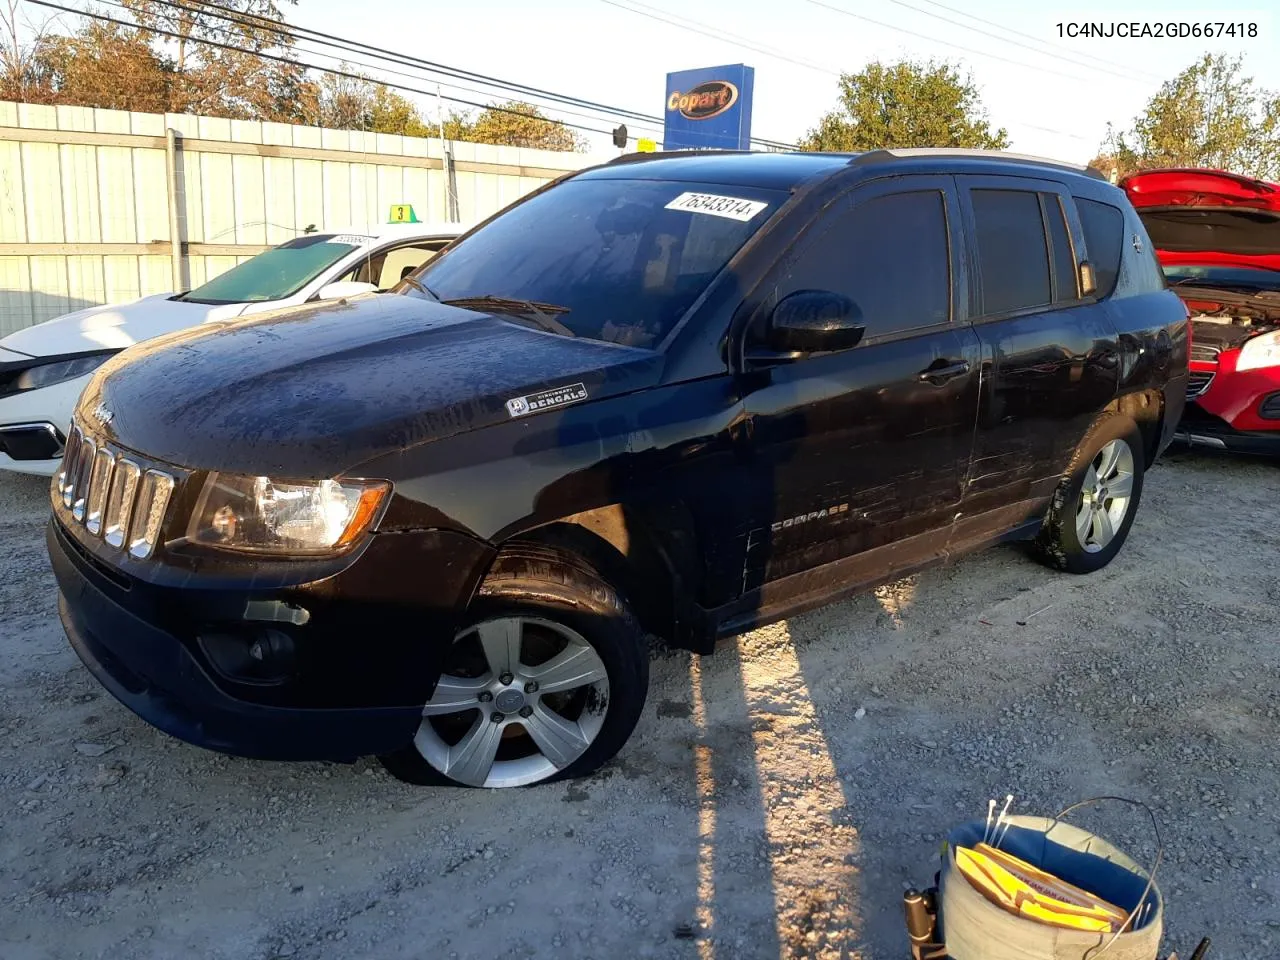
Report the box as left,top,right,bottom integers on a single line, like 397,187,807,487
186,473,391,556
1237,330,1280,372
14,353,116,391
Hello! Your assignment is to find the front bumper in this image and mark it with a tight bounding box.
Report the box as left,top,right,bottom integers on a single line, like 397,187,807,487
0,372,94,475
1191,351,1280,434
1174,406,1280,457
49,516,495,761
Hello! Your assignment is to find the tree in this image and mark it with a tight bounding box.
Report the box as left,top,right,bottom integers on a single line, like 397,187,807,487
0,0,56,103
2,3,582,151
1104,54,1280,180
5,0,308,121
1087,151,1123,183
444,102,585,151
368,86,432,138
30,21,174,114
119,0,301,117
800,59,1009,152
312,69,433,136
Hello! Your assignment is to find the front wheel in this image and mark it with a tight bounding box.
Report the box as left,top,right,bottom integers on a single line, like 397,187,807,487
1032,415,1146,574
380,547,649,787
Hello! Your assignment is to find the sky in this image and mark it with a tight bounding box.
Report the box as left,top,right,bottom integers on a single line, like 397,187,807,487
288,0,1276,161
23,0,1269,159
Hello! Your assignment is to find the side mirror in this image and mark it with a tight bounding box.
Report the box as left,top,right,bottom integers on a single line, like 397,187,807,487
316,280,377,301
760,289,865,356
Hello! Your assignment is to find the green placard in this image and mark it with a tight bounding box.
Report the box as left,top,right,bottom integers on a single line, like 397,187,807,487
388,204,420,223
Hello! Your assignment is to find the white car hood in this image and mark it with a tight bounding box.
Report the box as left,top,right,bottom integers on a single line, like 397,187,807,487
0,294,250,359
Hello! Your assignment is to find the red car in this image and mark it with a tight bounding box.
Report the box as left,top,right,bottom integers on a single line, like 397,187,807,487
1123,168,1280,455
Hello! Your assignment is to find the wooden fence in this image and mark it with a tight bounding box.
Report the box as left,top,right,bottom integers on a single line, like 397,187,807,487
0,100,615,335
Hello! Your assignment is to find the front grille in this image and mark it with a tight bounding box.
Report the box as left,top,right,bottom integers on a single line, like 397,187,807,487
1261,391,1280,421
1187,371,1215,400
54,423,174,560
1190,342,1221,363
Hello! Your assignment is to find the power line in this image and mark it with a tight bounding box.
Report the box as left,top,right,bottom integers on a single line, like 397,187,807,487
24,0,639,141
596,0,839,77
140,0,797,148
907,0,1164,81
182,0,667,128
92,0,671,137
800,0,1106,88
598,0,1095,145
876,0,1158,83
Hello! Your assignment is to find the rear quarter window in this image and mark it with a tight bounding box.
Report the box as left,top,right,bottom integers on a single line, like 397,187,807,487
1075,198,1124,299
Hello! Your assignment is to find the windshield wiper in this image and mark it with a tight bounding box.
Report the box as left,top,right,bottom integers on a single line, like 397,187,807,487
399,274,440,300
441,295,575,337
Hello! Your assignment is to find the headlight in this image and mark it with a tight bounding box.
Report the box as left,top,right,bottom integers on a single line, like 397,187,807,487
1237,330,1280,372
15,353,116,391
187,473,391,556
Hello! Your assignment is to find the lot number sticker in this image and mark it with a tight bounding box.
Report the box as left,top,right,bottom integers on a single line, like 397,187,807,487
665,192,769,222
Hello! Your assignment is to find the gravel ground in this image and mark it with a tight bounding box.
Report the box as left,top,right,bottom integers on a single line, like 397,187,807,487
1,450,1278,960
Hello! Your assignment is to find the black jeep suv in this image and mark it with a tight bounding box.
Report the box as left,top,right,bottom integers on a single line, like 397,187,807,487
48,149,1189,787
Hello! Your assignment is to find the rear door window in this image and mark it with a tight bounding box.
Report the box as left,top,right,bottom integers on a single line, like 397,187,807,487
971,189,1052,315
1076,198,1125,299
781,190,952,339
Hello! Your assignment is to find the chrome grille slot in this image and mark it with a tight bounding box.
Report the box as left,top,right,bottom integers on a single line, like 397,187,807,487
52,420,176,560
103,459,141,549
70,434,95,522
129,470,175,560
85,447,115,536
1187,372,1215,399
59,424,83,508
1190,342,1221,363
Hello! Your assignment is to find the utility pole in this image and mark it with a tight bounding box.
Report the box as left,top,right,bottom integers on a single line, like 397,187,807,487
436,85,459,223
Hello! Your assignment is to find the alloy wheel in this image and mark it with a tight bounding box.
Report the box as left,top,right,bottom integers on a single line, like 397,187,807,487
412,617,610,787
1074,438,1135,553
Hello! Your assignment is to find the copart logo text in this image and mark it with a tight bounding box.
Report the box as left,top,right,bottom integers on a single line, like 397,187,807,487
667,81,739,120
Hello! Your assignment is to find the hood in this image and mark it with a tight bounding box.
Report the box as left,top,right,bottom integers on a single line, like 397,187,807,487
0,294,248,358
1122,168,1280,271
80,293,662,477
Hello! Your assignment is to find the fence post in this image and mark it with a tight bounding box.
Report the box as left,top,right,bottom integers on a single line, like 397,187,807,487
435,85,459,222
444,143,460,222
164,128,185,290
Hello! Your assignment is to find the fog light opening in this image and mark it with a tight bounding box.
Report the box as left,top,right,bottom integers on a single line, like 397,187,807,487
198,627,297,685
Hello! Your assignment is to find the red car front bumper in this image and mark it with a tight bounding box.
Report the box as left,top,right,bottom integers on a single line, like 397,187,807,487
1180,348,1280,453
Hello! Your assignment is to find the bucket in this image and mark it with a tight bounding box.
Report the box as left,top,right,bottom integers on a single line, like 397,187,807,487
939,800,1163,960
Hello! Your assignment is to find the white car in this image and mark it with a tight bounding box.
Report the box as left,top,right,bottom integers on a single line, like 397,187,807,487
0,220,467,476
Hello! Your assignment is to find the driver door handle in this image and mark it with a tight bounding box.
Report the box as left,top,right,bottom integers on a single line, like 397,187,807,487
917,360,970,385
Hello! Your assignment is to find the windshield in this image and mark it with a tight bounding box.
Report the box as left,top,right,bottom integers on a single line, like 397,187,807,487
412,178,785,348
180,234,368,304
1163,264,1280,291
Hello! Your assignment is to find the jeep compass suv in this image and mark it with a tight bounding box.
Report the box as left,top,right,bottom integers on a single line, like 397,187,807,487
48,149,1189,788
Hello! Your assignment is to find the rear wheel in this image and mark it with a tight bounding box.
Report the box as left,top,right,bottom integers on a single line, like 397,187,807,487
380,548,648,787
1032,415,1146,574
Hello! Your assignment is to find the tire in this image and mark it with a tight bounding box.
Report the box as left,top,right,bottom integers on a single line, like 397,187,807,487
1031,414,1146,575
380,544,649,787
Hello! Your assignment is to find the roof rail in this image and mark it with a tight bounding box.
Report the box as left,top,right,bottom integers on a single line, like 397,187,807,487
853,148,1107,181
606,149,751,165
